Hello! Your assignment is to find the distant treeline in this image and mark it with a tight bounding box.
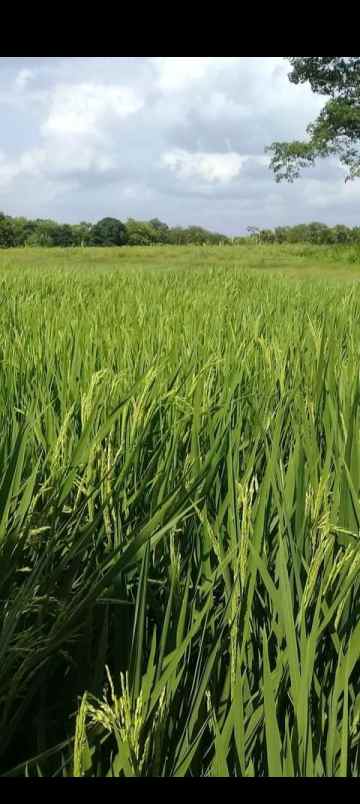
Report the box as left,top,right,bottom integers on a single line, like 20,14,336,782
0,213,227,248
1,212,360,248
252,223,360,245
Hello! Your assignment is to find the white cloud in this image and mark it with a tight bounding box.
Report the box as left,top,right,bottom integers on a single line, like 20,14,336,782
43,82,144,137
0,151,17,187
15,68,34,90
0,147,48,188
162,148,245,183
200,91,252,122
152,57,241,92
302,171,360,210
0,81,145,192
162,148,269,184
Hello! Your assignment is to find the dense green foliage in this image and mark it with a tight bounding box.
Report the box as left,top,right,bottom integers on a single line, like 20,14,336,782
90,218,128,247
0,245,360,778
257,223,360,245
0,213,227,248
267,57,360,182
2,211,360,249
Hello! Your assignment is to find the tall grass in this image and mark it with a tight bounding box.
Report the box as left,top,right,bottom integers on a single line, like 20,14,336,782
0,245,359,777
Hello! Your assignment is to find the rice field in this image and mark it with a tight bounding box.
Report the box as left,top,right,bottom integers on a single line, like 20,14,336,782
1,244,360,777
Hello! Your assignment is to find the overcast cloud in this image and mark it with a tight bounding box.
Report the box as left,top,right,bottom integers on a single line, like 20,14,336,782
0,56,359,235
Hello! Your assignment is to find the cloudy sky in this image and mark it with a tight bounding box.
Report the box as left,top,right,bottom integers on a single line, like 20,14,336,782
1,56,359,235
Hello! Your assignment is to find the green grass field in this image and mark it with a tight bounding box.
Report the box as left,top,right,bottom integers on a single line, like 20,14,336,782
1,244,360,777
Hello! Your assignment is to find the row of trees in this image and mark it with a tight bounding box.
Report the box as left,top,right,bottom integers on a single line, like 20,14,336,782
248,222,360,245
0,214,228,248
1,212,360,249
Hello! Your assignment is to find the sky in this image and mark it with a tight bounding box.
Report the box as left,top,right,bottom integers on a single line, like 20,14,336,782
1,56,360,235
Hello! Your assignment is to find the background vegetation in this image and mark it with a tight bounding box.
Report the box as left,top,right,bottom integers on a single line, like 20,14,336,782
3,211,360,248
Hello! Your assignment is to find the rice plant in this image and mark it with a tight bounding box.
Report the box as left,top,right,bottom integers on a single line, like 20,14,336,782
0,245,359,777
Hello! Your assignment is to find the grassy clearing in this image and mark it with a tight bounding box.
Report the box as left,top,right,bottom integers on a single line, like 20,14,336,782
0,244,360,777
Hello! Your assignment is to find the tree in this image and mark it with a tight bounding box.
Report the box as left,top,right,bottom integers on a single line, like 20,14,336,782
90,217,127,246
11,217,37,246
125,219,160,246
267,57,360,182
28,219,60,246
52,224,74,247
273,227,290,244
305,222,330,245
70,222,92,247
332,224,352,244
0,213,16,248
148,219,170,243
284,224,309,243
259,229,275,244
246,226,261,243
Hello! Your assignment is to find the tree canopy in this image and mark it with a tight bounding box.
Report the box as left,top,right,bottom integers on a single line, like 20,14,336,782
90,217,128,247
0,214,232,248
267,57,360,182
2,211,360,249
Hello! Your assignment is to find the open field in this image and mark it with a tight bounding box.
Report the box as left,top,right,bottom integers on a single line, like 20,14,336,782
0,244,360,777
